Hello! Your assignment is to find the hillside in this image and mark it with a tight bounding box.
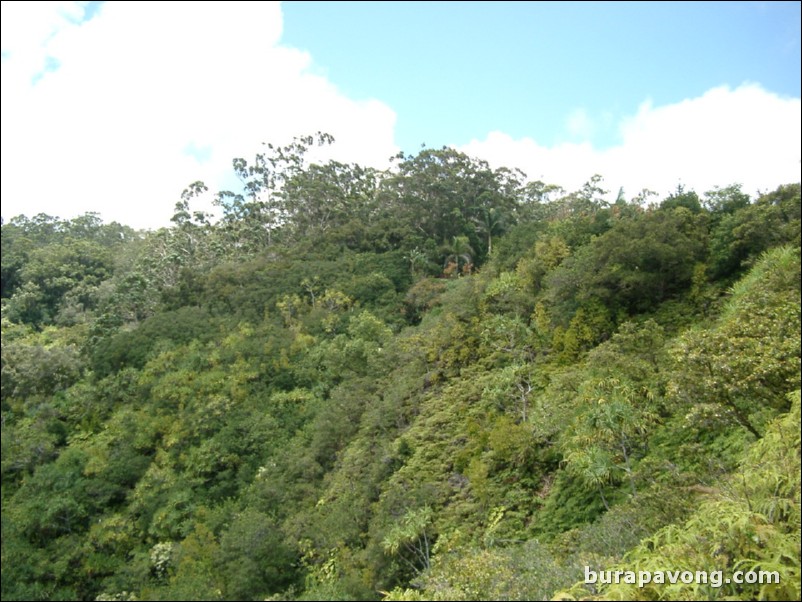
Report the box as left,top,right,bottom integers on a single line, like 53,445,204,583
2,137,800,601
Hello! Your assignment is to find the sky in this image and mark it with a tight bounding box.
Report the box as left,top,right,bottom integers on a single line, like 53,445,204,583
1,1,800,229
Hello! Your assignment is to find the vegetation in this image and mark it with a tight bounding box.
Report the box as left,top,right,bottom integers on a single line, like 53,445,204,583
2,134,800,601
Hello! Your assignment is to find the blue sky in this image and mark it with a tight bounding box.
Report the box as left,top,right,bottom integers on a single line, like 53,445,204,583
1,1,800,229
282,1,801,150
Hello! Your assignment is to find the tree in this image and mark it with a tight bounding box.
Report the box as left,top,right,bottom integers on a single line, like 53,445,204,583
382,506,434,576
670,246,801,438
709,183,800,279
515,235,571,296
218,509,299,599
213,132,334,253
442,235,474,277
660,184,703,213
472,206,505,256
559,391,801,601
703,183,750,215
281,160,382,245
562,378,657,506
379,147,519,264
4,237,113,326
546,206,707,320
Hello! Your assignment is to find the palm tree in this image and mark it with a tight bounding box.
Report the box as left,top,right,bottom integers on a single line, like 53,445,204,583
443,235,474,276
472,206,505,256
405,246,429,279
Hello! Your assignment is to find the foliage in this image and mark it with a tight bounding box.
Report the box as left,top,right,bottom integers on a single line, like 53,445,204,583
1,139,799,601
559,390,801,601
668,246,800,438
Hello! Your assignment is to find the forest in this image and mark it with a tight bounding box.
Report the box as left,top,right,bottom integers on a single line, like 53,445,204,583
1,134,800,601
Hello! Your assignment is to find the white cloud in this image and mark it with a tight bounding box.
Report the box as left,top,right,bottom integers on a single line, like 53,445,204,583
462,84,801,200
3,4,798,231
565,107,594,140
1,1,398,229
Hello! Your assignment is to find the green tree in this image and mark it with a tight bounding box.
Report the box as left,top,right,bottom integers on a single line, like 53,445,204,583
379,147,518,263
670,246,801,438
218,509,299,600
472,206,506,256
442,235,475,277
382,506,434,576
281,160,382,246
214,133,334,253
559,391,801,601
660,184,703,213
546,206,707,320
562,378,657,506
709,183,800,279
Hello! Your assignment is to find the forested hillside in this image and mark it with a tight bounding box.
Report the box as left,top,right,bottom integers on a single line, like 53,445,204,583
2,135,800,601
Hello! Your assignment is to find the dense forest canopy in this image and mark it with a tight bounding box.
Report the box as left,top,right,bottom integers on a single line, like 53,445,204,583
1,135,800,601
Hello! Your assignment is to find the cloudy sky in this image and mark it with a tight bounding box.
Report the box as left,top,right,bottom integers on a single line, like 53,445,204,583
1,1,800,229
